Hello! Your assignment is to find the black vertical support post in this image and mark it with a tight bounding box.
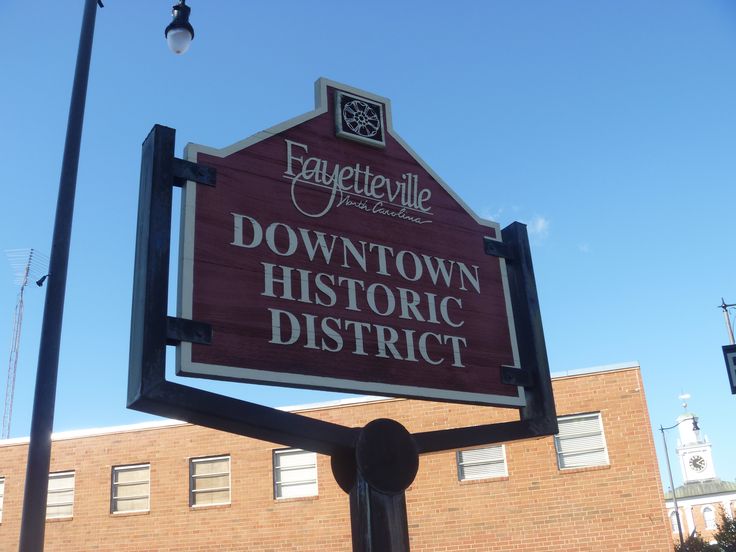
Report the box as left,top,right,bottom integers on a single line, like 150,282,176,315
502,222,557,431
343,419,418,552
128,125,176,402
19,0,99,549
350,478,411,552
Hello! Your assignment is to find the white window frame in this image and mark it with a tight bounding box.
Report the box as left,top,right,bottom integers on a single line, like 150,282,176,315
273,449,318,500
0,477,5,523
47,471,75,520
703,506,717,530
670,511,679,533
189,455,231,507
111,463,150,514
456,445,508,481
554,412,610,470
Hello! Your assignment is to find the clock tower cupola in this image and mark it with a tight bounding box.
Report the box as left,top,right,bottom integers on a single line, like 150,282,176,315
675,395,716,483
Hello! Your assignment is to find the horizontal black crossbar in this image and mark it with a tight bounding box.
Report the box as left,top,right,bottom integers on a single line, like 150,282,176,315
129,381,358,456
414,419,553,454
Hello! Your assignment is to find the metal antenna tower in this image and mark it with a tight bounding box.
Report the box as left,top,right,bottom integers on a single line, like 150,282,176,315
3,249,49,439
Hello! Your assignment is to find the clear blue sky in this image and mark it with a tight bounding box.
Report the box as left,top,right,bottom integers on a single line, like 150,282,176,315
2,1,736,492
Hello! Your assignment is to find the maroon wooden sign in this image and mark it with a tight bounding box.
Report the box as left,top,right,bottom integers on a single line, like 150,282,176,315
177,79,525,407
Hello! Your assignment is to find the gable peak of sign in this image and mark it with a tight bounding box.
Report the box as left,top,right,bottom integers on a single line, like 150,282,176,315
184,77,502,236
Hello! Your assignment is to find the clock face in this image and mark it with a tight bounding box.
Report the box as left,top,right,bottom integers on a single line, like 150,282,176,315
689,455,707,472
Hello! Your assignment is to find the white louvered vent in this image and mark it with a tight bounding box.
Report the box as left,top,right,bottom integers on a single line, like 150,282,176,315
457,445,507,480
273,449,318,499
554,413,609,469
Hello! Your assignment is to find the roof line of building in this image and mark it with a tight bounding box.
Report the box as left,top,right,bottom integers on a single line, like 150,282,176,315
550,360,640,379
0,361,640,446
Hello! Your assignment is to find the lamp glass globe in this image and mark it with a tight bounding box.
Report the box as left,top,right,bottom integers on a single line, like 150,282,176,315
166,28,192,55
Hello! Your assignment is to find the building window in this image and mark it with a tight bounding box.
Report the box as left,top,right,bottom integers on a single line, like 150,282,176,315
111,464,150,514
190,455,230,507
47,471,75,519
273,449,318,499
554,413,609,469
703,506,717,530
670,511,680,532
457,445,507,481
0,477,5,522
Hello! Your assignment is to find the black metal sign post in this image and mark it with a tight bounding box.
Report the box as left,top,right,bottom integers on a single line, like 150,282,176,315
130,124,557,552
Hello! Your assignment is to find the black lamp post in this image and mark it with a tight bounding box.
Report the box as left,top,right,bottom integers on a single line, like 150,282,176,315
660,415,700,552
18,2,194,550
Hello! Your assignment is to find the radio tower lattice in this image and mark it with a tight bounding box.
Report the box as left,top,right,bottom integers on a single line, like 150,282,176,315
3,249,48,439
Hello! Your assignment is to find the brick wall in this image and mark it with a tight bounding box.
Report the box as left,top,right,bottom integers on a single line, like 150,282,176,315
0,365,673,551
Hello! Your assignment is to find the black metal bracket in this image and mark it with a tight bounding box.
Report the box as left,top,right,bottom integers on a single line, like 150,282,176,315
501,364,534,387
172,157,216,187
166,316,212,346
484,236,513,260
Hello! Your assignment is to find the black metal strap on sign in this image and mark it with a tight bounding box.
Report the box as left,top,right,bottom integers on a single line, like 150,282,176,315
129,125,558,552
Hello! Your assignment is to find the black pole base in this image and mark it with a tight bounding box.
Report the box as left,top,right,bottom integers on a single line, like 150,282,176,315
332,419,419,552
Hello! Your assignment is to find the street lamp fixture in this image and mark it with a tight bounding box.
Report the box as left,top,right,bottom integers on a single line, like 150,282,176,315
660,415,700,552
165,0,194,55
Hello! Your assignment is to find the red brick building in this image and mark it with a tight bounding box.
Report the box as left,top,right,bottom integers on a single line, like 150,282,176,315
0,362,672,551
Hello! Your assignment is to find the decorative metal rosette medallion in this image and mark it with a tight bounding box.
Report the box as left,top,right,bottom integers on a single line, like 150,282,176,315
343,100,380,137
335,91,386,148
